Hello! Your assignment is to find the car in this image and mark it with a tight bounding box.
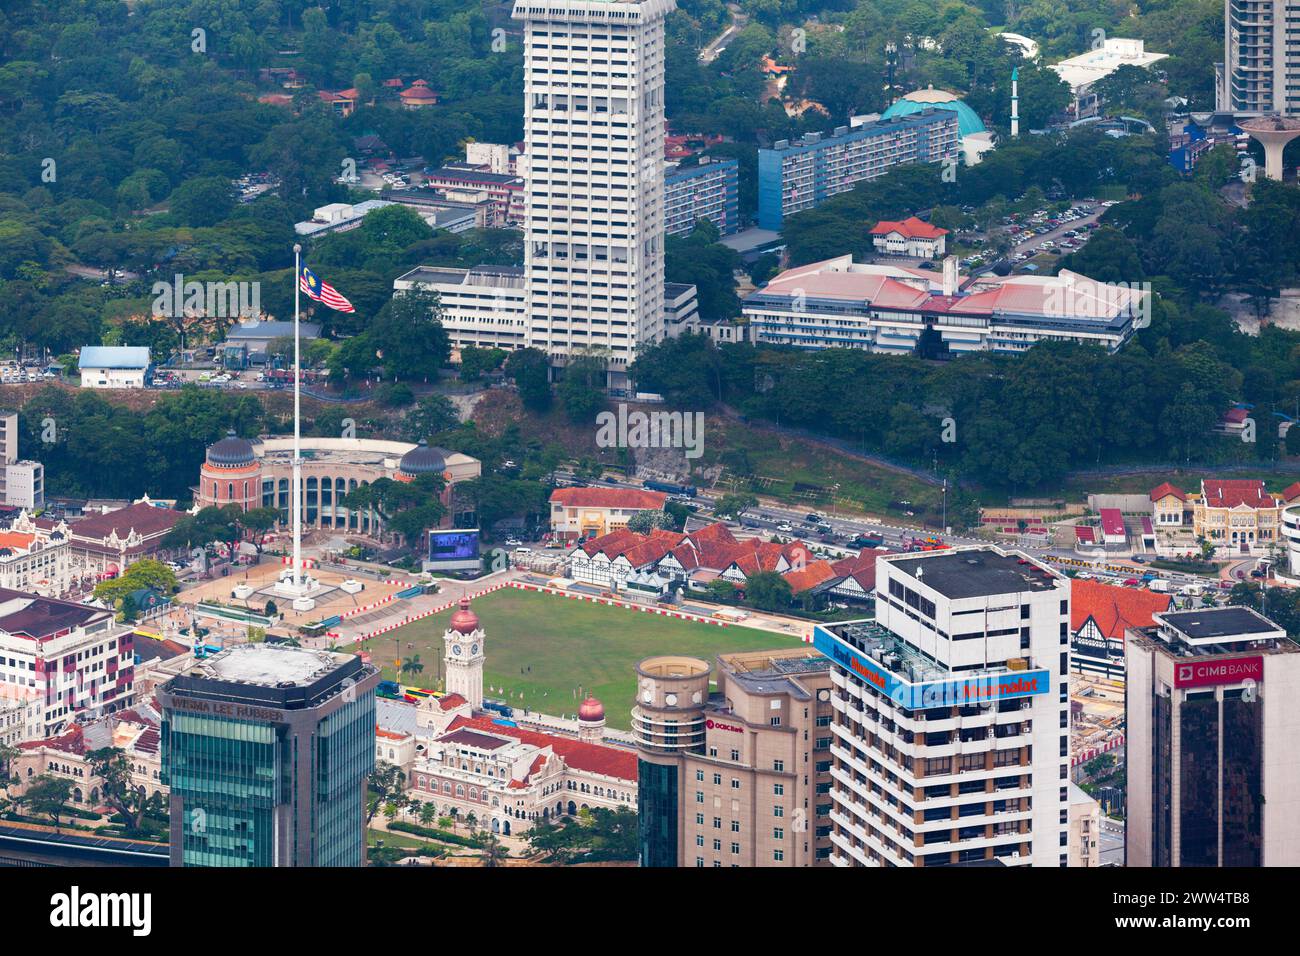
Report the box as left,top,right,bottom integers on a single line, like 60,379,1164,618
777,523,794,533
514,546,532,554
1131,555,1146,563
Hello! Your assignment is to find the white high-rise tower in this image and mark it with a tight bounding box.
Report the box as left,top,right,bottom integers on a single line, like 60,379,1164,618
512,0,676,388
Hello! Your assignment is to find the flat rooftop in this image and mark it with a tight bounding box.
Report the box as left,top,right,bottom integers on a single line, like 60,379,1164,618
718,648,830,699
193,644,353,687
164,644,372,711
1155,606,1285,644
886,549,1060,599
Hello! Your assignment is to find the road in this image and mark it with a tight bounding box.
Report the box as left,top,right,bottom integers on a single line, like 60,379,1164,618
1099,818,1125,866
556,472,1263,597
699,4,746,63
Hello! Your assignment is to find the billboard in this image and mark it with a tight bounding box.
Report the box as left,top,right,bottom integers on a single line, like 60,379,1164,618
424,528,481,572
813,626,1050,709
1173,655,1262,689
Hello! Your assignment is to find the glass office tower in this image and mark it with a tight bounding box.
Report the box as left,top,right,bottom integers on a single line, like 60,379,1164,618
158,643,379,867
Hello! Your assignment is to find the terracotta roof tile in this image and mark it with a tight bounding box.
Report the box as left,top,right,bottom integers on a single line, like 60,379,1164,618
448,715,637,782
1070,578,1172,640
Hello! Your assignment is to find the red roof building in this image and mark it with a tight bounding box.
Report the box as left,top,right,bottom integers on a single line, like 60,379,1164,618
1071,578,1172,680
1200,479,1273,509
550,486,669,541
399,79,438,109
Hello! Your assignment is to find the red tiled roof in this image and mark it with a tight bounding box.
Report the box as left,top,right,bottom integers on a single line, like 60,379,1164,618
1283,482,1300,502
20,724,86,754
830,549,892,590
1221,408,1249,425
438,693,467,712
1201,479,1273,509
1149,482,1185,502
783,559,838,593
1070,578,1172,640
550,487,668,511
448,715,637,782
70,502,182,541
870,216,948,240
1099,509,1125,537
1075,526,1095,542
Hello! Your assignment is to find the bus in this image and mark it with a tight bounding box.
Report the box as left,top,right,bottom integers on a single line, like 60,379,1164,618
643,479,697,497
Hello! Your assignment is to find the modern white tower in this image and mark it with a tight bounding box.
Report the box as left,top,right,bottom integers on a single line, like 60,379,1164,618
1219,0,1300,116
511,0,676,388
443,597,485,709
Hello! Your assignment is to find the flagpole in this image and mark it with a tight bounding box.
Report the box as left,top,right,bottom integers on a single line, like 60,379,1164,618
292,243,303,593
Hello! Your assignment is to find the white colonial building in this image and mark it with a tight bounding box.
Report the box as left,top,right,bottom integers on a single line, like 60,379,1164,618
387,596,637,835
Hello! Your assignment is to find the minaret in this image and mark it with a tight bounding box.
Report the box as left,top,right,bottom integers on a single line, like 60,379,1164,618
443,597,484,709
1010,66,1020,138
577,696,606,742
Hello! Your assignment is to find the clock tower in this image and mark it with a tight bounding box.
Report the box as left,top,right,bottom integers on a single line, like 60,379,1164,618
444,596,484,709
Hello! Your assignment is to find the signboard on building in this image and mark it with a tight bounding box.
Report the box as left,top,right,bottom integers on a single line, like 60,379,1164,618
813,626,1050,709
1173,655,1263,689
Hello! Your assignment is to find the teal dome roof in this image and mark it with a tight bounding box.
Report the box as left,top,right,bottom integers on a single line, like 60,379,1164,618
882,88,987,138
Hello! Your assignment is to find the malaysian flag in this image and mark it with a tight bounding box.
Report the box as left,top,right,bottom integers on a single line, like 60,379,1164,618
299,263,355,313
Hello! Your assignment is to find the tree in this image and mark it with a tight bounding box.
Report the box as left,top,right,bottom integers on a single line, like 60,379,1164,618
713,493,757,519
557,351,608,423
87,747,151,833
401,395,460,442
241,507,280,554
504,348,552,412
400,654,425,679
366,762,406,828
743,570,793,612
459,346,507,382
369,290,451,381
625,509,674,534
474,829,509,867
18,775,72,830
93,558,178,608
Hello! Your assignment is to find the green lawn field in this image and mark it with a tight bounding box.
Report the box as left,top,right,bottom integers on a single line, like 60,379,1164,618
354,586,801,730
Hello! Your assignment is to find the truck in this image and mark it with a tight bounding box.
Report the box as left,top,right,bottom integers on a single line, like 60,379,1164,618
643,479,696,498
1148,578,1169,593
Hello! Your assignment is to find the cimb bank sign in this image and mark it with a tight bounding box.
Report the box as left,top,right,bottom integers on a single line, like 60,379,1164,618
812,626,1049,710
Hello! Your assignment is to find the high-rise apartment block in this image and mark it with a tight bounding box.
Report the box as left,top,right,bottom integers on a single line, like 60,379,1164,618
664,156,740,237
1218,1,1300,115
815,547,1071,866
512,0,676,386
1126,605,1300,866
634,648,835,867
757,111,959,231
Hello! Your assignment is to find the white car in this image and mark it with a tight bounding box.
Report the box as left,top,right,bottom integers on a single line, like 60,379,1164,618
777,523,794,533
514,546,533,554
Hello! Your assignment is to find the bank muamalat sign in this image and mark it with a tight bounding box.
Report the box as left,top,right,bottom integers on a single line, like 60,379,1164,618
812,626,1050,709
1173,655,1263,689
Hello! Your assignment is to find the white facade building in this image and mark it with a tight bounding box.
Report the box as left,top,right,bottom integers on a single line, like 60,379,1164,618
512,0,676,386
77,346,150,389
815,547,1071,867
0,589,136,736
394,264,529,353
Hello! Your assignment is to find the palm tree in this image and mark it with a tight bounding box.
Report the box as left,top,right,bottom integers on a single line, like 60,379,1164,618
400,654,424,680
419,803,438,828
